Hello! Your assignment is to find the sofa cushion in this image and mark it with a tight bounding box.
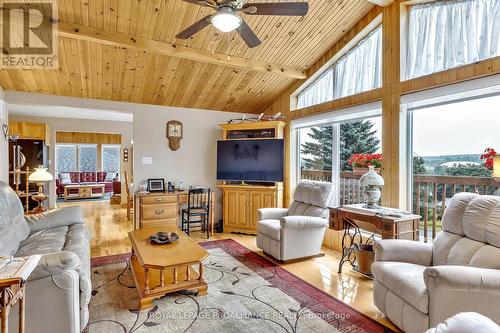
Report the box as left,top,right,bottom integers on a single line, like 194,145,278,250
256,219,281,240
80,172,97,182
15,226,69,257
372,261,429,313
293,180,333,208
96,171,107,182
0,182,30,256
69,172,80,183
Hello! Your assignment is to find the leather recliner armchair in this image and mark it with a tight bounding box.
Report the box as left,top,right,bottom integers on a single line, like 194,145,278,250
256,180,333,261
372,192,500,333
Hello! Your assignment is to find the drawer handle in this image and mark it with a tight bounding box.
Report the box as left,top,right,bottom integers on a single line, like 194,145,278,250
154,210,165,215
156,198,164,202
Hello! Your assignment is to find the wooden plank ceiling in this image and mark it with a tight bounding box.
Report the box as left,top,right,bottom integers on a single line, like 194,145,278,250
0,0,374,113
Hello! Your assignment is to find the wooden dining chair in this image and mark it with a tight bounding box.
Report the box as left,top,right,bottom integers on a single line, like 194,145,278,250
181,187,211,239
124,171,133,221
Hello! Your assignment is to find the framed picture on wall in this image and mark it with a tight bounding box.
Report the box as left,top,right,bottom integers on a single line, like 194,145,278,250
147,178,165,192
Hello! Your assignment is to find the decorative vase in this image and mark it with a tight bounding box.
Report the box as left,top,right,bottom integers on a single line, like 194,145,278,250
359,166,384,208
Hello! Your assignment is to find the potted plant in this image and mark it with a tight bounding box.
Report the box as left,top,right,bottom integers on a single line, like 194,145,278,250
480,147,496,170
348,153,382,176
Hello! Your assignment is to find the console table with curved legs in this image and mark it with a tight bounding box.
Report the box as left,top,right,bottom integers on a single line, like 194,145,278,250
330,206,421,276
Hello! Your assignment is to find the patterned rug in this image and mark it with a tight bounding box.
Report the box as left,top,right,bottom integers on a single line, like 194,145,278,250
86,239,394,333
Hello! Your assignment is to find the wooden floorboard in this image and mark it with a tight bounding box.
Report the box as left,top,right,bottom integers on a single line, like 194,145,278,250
59,199,400,332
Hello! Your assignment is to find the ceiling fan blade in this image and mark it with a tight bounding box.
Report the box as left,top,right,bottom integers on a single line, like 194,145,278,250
242,2,309,16
175,15,212,39
237,20,261,48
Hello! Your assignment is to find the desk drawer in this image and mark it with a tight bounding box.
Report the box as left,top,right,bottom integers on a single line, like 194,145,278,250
141,195,177,204
141,218,178,228
141,203,177,220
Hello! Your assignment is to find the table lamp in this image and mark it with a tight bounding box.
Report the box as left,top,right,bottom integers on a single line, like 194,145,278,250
494,156,500,182
28,167,53,213
360,165,385,208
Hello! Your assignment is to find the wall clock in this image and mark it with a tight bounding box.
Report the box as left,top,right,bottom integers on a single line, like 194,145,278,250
166,120,183,151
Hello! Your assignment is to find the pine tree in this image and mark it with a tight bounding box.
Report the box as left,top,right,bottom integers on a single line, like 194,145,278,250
301,121,380,171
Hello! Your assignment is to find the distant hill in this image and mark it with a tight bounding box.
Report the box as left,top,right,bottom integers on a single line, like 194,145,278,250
420,154,482,168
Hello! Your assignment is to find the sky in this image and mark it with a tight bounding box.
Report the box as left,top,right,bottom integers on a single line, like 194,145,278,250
413,94,500,156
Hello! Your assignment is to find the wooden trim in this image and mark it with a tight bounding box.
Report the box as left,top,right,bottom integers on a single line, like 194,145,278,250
369,0,395,6
7,16,306,79
55,131,121,145
291,89,383,120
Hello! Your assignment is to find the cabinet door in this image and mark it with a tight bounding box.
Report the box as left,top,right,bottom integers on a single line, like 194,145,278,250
249,191,276,230
224,190,249,230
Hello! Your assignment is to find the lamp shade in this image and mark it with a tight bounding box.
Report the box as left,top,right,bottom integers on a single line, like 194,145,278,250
360,165,384,187
494,156,500,180
28,167,53,182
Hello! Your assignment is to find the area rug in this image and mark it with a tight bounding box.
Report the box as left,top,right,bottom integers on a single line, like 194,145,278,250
86,239,394,333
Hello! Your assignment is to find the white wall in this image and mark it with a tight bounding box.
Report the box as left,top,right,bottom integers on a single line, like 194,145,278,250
0,88,7,183
5,92,244,220
8,114,133,208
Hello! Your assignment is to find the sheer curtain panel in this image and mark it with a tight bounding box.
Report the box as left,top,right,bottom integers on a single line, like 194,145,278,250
405,0,500,79
297,25,382,109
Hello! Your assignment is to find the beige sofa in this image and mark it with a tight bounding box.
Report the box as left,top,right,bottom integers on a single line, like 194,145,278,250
426,312,500,333
0,181,91,333
256,180,333,261
372,192,500,333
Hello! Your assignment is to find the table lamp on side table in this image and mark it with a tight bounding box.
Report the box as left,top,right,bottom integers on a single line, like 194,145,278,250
28,167,53,213
494,156,500,182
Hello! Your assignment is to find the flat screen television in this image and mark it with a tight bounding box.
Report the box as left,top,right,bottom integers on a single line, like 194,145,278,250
217,139,284,182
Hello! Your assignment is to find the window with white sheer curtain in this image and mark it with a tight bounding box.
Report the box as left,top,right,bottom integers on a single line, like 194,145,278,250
297,25,382,109
405,0,500,80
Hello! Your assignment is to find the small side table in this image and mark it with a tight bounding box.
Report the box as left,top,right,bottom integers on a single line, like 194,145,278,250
330,205,421,275
1,278,25,333
0,256,40,333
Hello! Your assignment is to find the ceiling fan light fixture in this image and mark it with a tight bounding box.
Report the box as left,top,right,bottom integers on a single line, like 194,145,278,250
211,10,242,33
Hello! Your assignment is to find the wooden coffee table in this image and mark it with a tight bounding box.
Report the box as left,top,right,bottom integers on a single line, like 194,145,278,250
128,226,208,309
63,184,105,200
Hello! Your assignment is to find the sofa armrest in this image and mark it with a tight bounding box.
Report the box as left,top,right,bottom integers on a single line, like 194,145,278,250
280,215,328,228
425,265,500,292
374,239,433,266
29,251,82,281
26,206,84,233
258,208,289,220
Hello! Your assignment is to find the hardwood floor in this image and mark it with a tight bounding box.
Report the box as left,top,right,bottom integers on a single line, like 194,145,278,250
59,199,399,332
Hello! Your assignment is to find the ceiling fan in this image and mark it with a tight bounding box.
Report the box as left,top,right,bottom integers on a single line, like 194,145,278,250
176,0,309,48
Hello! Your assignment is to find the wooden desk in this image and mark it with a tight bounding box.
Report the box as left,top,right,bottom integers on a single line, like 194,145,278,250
330,206,421,275
134,191,215,235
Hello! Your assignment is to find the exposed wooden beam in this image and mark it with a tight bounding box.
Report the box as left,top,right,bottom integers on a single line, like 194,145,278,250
368,0,394,7
6,14,306,80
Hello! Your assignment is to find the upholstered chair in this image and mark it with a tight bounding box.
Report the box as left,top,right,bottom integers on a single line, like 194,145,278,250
372,192,500,333
256,180,333,261
426,312,500,333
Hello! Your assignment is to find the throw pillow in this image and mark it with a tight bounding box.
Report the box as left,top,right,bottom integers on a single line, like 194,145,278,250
104,172,117,182
59,173,71,184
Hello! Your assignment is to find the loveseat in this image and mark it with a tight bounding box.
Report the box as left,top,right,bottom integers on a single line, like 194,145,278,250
0,181,91,333
56,171,117,196
372,192,500,333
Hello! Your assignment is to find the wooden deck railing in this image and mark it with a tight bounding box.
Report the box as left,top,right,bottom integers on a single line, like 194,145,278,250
301,170,500,242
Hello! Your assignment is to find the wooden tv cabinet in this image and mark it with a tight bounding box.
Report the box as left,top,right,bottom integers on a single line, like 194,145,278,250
219,121,286,235
219,184,283,234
